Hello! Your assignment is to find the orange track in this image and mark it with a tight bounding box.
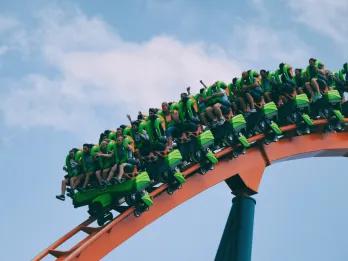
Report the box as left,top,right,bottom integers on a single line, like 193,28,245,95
34,119,348,261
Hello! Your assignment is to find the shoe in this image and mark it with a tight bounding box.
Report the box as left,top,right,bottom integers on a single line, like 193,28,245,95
56,194,65,201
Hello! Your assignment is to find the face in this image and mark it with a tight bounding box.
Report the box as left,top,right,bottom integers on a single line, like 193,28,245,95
83,146,89,153
260,70,266,77
101,141,108,149
295,69,301,76
241,71,248,79
116,128,122,136
69,150,75,157
309,59,316,66
117,136,123,145
162,102,169,111
288,67,294,77
149,110,156,119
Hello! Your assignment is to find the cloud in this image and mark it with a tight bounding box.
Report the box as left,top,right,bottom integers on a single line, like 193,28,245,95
0,8,241,139
0,16,19,32
287,0,348,44
0,5,313,140
230,24,310,69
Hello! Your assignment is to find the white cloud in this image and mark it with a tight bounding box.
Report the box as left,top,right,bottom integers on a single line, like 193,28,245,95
0,16,19,32
230,24,310,69
0,6,312,139
0,9,241,139
287,0,348,44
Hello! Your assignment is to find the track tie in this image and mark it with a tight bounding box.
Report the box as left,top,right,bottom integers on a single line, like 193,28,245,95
81,226,101,235
48,249,71,258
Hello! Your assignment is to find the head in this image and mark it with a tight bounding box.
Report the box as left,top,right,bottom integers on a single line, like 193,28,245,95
131,120,139,131
309,58,317,66
241,71,248,80
100,140,108,149
180,92,189,103
116,135,124,145
343,63,348,73
69,148,77,158
279,63,285,72
260,69,267,78
317,62,324,70
161,102,169,112
232,77,238,84
116,128,123,137
137,111,145,120
286,65,294,76
295,68,302,77
83,143,91,153
148,108,157,120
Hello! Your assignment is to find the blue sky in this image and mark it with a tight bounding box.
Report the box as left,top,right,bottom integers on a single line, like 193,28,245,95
0,0,347,260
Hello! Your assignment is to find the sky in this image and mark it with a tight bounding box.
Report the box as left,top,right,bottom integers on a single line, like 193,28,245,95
0,0,347,260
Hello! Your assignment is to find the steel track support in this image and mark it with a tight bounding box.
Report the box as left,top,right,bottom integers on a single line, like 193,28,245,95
215,176,256,261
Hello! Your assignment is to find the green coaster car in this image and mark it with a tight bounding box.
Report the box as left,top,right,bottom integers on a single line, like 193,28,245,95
259,102,283,141
72,171,153,225
163,149,186,194
263,101,279,120
197,130,215,150
229,114,250,149
292,94,314,134
323,90,345,131
194,130,218,173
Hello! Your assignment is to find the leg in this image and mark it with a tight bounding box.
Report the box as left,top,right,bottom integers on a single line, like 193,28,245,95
264,92,272,103
245,93,255,111
311,78,321,94
238,97,247,113
213,103,224,120
116,163,127,181
107,164,118,182
199,112,209,126
61,179,67,195
95,170,104,185
82,172,93,188
205,106,216,121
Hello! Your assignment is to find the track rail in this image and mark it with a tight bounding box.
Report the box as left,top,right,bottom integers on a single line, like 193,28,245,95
33,119,348,261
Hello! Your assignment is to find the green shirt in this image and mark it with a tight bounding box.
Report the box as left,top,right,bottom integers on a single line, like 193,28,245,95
261,73,272,92
138,118,163,143
65,153,80,177
171,98,197,122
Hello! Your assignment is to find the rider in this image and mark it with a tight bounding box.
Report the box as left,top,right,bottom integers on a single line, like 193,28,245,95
335,63,348,98
205,81,232,122
107,135,133,183
241,70,264,111
305,58,323,101
158,102,177,146
56,148,81,201
80,144,98,190
260,70,273,103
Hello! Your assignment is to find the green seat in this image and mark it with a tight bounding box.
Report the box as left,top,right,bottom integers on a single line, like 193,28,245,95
198,130,215,149
295,94,310,109
165,149,183,169
263,102,278,119
325,90,341,105
229,114,247,133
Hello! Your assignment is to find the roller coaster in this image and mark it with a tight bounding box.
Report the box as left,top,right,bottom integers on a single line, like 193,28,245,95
34,62,348,260
34,119,348,261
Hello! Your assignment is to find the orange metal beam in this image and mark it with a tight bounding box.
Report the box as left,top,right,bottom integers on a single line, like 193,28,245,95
33,119,348,261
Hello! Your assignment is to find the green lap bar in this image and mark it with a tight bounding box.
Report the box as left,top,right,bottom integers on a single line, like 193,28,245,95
215,195,256,261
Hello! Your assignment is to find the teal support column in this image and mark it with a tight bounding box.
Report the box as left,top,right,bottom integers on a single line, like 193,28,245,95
215,193,256,261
